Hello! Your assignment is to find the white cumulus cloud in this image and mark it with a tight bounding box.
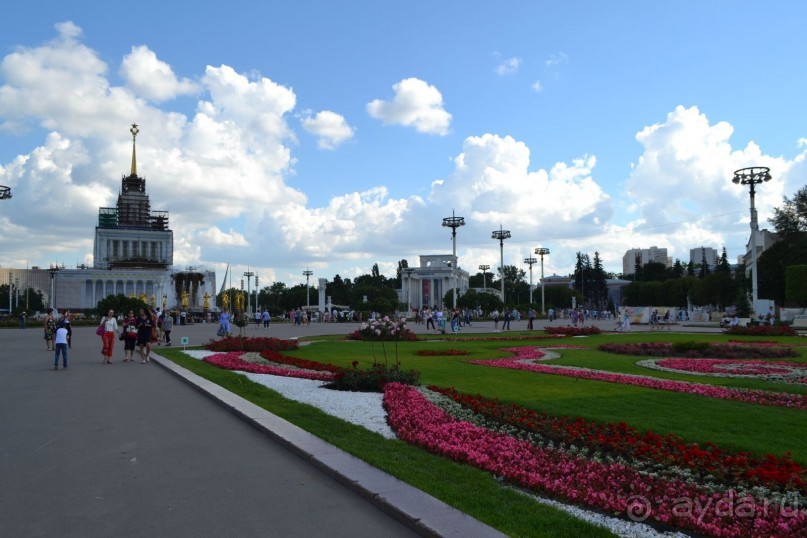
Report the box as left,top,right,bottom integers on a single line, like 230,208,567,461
120,45,199,102
301,110,355,149
366,78,451,136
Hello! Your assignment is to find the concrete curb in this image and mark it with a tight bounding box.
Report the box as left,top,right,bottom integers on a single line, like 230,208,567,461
151,353,506,538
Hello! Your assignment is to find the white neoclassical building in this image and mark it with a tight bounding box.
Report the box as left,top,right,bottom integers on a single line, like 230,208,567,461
400,254,470,310
2,125,215,313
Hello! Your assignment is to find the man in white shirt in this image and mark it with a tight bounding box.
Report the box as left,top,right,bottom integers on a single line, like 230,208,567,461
54,321,69,369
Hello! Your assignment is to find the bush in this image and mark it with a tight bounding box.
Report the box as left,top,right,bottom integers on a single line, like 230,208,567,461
324,362,420,392
205,336,299,352
346,316,418,341
724,324,797,337
544,325,601,336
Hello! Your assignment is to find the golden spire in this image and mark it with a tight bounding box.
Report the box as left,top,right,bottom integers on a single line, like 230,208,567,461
129,123,139,176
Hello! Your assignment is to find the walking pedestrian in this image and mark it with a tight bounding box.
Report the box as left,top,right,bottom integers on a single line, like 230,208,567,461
261,309,270,329
99,309,119,364
122,311,138,362
491,308,500,331
528,308,536,330
219,307,231,337
135,308,154,363
162,311,173,346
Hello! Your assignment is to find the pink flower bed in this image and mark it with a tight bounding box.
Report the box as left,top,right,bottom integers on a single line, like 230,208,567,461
655,358,807,379
383,382,806,537
470,348,807,410
203,352,336,381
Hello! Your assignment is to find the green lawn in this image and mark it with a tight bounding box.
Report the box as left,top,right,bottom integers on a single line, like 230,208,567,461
160,330,807,536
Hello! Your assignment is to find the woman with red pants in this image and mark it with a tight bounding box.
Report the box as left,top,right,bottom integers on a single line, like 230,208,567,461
98,309,120,364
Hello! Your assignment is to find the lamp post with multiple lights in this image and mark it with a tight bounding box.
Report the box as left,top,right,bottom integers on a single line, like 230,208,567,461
524,257,537,304
442,210,465,308
535,248,550,314
491,226,511,303
303,269,313,311
244,269,255,316
46,264,61,310
478,264,490,292
732,167,771,307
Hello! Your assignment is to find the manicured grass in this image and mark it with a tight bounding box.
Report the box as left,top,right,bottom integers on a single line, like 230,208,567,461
292,333,807,462
159,349,614,538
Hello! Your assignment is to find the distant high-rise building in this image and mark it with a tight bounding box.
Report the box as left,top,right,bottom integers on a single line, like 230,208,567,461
622,246,671,275
689,247,717,271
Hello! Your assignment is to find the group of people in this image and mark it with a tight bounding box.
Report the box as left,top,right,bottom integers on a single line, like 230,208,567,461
97,307,174,365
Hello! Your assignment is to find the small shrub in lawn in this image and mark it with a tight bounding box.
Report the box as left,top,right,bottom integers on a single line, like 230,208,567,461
346,316,419,341
325,361,420,392
416,349,469,356
205,336,299,352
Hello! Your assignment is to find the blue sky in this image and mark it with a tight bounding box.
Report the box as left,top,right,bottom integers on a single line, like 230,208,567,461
1,1,805,289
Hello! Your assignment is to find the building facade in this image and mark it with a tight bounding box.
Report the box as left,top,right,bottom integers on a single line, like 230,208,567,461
622,246,671,275
689,247,718,270
3,125,215,313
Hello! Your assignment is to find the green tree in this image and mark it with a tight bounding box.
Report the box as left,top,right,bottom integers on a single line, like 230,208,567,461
785,265,807,307
717,247,731,273
758,233,807,305
96,294,149,317
770,186,807,234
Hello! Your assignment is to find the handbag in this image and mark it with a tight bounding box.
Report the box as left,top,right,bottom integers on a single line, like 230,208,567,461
217,326,226,337
96,324,105,336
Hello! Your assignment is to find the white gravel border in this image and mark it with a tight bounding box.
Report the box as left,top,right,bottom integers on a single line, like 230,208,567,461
183,350,395,438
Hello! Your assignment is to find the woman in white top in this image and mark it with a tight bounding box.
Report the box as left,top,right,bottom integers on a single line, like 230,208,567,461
99,309,120,364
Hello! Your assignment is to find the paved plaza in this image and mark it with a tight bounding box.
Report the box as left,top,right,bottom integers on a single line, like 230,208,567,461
0,317,719,537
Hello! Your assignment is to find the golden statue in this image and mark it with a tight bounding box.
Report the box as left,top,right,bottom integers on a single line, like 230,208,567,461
129,291,135,299
138,292,147,304
181,289,189,310
203,292,211,311
221,293,230,310
150,294,156,308
162,294,167,311
235,291,245,312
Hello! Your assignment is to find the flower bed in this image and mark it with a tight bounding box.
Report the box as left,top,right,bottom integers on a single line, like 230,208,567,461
204,351,335,381
205,336,299,352
726,324,797,337
383,382,806,537
470,347,807,410
415,349,469,356
599,341,798,359
544,325,602,336
346,317,419,341
258,349,343,373
428,386,806,493
642,358,807,384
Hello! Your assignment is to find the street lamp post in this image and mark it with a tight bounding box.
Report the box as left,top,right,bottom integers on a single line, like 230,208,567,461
303,269,313,311
534,248,550,314
404,268,415,315
442,210,465,308
491,226,511,304
732,167,771,308
7,272,11,313
244,269,255,316
46,265,61,311
478,265,490,292
524,257,537,305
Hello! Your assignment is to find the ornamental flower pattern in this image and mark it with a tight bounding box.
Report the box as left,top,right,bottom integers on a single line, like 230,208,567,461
470,347,807,411
383,382,807,537
641,358,807,384
204,351,336,381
